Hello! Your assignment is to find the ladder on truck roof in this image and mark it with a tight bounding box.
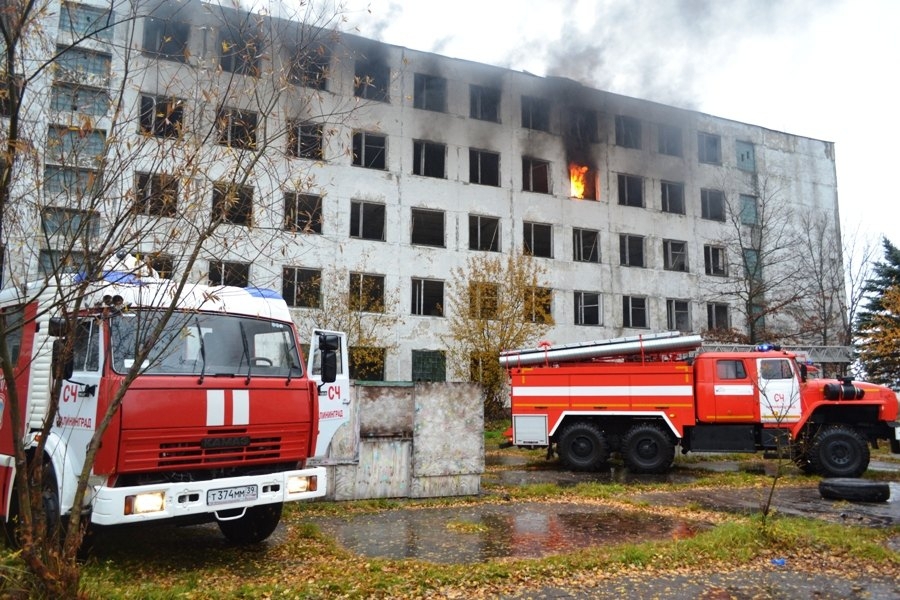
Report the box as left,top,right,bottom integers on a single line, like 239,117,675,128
499,331,703,368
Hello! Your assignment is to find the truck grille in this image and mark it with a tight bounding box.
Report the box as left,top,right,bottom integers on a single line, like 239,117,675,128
118,426,311,472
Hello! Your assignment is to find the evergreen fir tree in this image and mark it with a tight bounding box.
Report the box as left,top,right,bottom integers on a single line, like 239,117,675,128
856,237,900,388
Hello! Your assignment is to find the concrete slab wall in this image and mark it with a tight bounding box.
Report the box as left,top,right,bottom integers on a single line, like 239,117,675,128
327,382,483,501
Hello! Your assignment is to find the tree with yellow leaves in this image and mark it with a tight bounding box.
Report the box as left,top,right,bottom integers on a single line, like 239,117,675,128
441,253,553,419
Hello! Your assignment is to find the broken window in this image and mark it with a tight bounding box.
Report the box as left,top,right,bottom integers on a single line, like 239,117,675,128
209,261,250,287
217,108,258,149
413,73,447,112
349,272,385,312
623,296,648,328
287,121,323,160
469,214,500,252
413,140,446,178
135,251,174,279
522,157,550,193
212,182,253,226
411,208,444,247
704,245,727,276
350,200,385,241
574,291,601,326
352,131,386,169
354,56,390,101
284,192,323,234
469,281,499,319
288,41,331,90
134,172,178,217
740,194,759,225
411,278,444,316
661,181,685,214
744,248,761,281
567,108,598,144
524,286,553,324
736,140,755,171
666,299,691,332
698,132,721,164
43,165,100,198
54,45,110,85
663,239,688,272
142,16,189,62
701,189,726,221
658,123,682,156
523,221,552,258
573,228,600,263
470,84,501,122
521,95,550,131
139,95,183,138
60,2,113,41
349,346,385,381
707,302,730,330
619,234,644,267
411,349,446,382
615,115,641,149
469,149,500,186
282,267,321,308
41,206,99,242
218,17,262,76
617,174,643,207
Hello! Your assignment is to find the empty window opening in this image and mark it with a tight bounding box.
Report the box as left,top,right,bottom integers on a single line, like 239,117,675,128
661,181,685,214
615,115,641,149
469,214,500,251
619,234,644,267
470,149,500,186
623,295,648,328
573,228,600,263
350,200,386,241
410,208,445,247
352,132,386,169
663,239,688,272
411,278,444,316
521,95,550,131
698,132,721,164
522,157,550,193
524,222,552,258
617,174,643,207
470,85,501,122
414,73,447,112
284,192,323,234
666,299,691,331
658,123,682,156
701,189,726,221
413,140,446,178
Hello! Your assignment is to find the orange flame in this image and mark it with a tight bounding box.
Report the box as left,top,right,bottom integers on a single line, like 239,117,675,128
569,163,589,199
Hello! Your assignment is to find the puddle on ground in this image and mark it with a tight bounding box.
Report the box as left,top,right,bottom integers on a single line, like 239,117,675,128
307,502,706,564
485,463,698,487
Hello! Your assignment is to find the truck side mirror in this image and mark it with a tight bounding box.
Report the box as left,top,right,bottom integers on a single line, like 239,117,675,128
318,334,339,384
48,316,69,337
800,363,808,382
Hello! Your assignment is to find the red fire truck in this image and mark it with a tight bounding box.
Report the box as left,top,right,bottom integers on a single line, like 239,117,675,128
502,332,900,477
0,254,348,544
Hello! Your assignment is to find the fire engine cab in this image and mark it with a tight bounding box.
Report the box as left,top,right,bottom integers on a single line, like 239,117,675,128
502,332,900,477
0,253,348,544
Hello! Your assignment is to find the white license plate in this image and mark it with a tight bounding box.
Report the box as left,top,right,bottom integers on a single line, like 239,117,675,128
207,484,258,506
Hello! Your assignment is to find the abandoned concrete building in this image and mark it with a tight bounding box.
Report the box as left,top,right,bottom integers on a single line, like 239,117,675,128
6,1,845,381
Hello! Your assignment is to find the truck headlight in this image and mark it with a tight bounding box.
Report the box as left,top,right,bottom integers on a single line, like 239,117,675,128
124,491,166,515
287,475,317,494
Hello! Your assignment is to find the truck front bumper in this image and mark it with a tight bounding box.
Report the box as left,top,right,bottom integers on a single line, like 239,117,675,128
90,466,326,526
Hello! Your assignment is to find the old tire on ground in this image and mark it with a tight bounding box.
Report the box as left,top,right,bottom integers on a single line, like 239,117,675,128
622,423,675,474
557,422,609,471
819,478,891,503
807,425,870,478
217,502,283,544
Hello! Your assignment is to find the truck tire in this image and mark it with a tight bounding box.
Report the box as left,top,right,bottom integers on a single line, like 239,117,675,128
807,425,870,478
622,423,675,474
217,502,283,545
2,458,62,548
557,422,609,471
819,478,891,503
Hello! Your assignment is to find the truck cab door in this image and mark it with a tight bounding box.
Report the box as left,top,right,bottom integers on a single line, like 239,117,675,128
52,319,103,478
756,357,801,424
307,329,352,460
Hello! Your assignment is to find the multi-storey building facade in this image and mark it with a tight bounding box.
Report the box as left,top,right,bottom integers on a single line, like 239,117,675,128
2,1,843,381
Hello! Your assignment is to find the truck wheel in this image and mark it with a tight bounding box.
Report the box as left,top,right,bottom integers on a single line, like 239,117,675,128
557,422,609,471
3,458,62,548
622,424,675,474
217,503,283,544
808,425,870,478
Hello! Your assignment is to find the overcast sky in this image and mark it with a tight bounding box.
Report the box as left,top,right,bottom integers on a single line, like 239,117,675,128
334,0,897,251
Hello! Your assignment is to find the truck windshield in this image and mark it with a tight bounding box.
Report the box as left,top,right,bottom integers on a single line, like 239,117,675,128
109,310,303,378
